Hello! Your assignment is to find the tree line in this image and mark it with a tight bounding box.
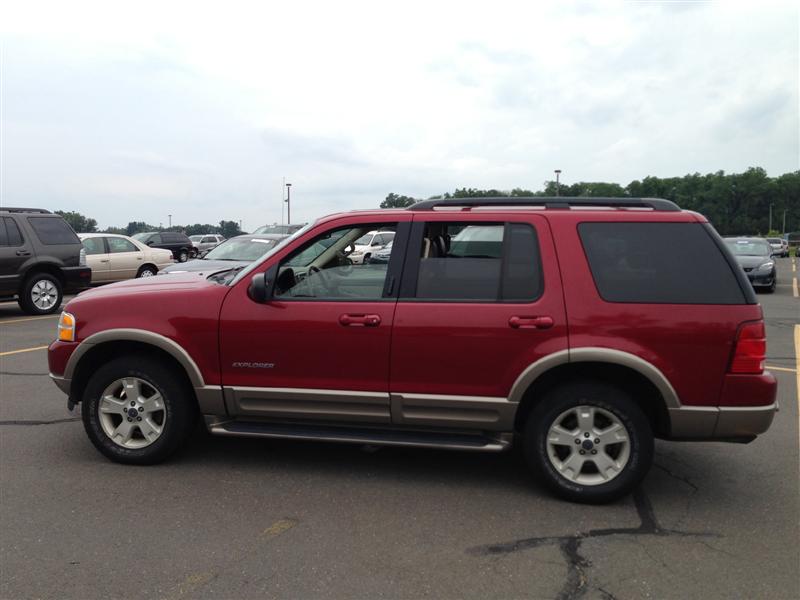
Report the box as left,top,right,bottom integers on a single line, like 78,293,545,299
55,212,244,238
381,167,800,236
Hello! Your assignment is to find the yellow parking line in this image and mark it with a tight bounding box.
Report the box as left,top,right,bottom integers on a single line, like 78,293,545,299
0,345,48,357
793,277,798,298
0,315,58,325
765,365,797,374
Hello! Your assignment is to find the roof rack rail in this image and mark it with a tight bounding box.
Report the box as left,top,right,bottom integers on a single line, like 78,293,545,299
0,207,52,214
408,197,680,212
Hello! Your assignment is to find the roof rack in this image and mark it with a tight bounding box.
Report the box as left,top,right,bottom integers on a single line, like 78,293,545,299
0,207,52,214
408,197,680,212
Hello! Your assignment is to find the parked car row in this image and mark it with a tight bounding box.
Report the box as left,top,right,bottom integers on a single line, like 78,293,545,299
48,197,778,504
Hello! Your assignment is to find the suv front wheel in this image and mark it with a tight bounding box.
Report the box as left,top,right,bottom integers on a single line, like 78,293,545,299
19,272,63,315
81,356,196,465
523,381,653,504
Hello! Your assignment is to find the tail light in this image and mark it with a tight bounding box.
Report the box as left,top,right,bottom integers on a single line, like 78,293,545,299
79,248,87,266
730,321,766,374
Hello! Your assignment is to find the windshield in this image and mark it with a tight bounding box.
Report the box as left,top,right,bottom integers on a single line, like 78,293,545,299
766,238,782,244
132,233,150,241
354,234,373,246
229,222,316,286
725,239,771,256
204,237,278,261
189,235,203,242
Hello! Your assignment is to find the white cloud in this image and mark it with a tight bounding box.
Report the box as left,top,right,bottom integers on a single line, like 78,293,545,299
0,0,797,229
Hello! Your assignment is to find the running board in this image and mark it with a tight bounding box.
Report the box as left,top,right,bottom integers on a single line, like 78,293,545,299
207,419,512,452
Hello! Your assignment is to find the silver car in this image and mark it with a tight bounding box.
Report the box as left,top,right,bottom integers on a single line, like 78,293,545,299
189,234,225,254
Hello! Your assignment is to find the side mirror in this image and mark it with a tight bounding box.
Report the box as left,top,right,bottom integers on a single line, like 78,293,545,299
146,240,154,246
249,273,269,303
248,265,277,303
371,241,382,247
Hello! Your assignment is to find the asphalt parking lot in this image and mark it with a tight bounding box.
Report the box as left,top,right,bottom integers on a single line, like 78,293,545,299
1,258,798,600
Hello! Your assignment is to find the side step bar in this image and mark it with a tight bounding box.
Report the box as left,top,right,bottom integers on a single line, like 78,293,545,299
207,419,512,452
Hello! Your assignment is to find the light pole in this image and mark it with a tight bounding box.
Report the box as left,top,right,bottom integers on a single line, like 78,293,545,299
554,170,562,196
782,210,787,235
168,214,172,228
285,183,292,223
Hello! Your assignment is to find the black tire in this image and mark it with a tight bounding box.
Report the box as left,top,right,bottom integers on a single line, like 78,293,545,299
81,355,197,465
136,265,158,278
765,279,776,293
523,381,653,504
178,249,189,263
363,253,371,265
18,272,63,315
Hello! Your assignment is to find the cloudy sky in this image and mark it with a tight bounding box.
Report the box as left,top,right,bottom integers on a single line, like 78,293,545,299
1,1,797,230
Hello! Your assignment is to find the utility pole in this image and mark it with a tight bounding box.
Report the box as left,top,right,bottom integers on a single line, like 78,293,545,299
286,182,292,224
168,214,172,228
768,204,772,232
554,169,562,196
782,209,786,235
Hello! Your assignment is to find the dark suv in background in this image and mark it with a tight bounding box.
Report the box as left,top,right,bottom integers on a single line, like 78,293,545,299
0,207,92,314
132,231,195,262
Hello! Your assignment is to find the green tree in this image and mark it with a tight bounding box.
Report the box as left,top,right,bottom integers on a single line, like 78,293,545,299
380,193,417,208
55,210,98,233
125,221,157,236
218,220,243,238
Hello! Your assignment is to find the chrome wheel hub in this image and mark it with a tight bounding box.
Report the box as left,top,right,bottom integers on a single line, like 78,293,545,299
546,405,631,486
31,280,58,310
98,377,167,449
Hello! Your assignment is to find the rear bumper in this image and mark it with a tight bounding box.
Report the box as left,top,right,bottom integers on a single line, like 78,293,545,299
62,266,92,292
668,402,778,442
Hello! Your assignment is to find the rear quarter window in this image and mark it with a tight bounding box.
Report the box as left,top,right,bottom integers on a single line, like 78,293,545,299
27,217,80,245
578,222,746,304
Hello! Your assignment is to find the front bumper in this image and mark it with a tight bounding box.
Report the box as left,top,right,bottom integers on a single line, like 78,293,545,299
745,270,776,287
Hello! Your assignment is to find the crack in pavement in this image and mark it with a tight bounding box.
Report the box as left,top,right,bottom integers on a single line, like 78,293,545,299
0,418,79,426
467,488,718,599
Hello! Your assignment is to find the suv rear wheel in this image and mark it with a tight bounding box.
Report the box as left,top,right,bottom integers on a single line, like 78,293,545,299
81,356,196,465
18,272,63,315
523,381,653,504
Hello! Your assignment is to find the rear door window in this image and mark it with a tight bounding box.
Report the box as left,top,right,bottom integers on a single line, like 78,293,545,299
5,219,23,246
27,217,80,245
107,237,138,253
407,222,542,302
578,222,746,304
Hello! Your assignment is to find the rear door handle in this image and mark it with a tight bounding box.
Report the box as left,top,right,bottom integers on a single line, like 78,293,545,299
339,314,381,327
509,316,554,330
15,250,31,256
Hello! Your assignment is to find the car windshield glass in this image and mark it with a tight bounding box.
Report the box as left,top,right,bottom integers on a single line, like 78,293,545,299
354,234,372,246
228,222,316,286
725,240,770,256
132,233,149,241
204,238,277,261
189,235,203,242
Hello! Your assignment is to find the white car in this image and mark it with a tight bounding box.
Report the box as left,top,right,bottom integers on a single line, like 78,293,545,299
348,230,396,264
79,233,174,282
765,237,789,257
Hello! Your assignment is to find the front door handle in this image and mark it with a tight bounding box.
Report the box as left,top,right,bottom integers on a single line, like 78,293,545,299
16,250,31,257
509,316,554,330
339,314,381,327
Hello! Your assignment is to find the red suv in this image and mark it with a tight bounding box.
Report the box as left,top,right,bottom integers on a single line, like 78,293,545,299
48,198,778,503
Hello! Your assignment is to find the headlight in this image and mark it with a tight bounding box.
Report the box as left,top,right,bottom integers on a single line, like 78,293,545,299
57,311,76,342
757,262,774,272
350,251,363,256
